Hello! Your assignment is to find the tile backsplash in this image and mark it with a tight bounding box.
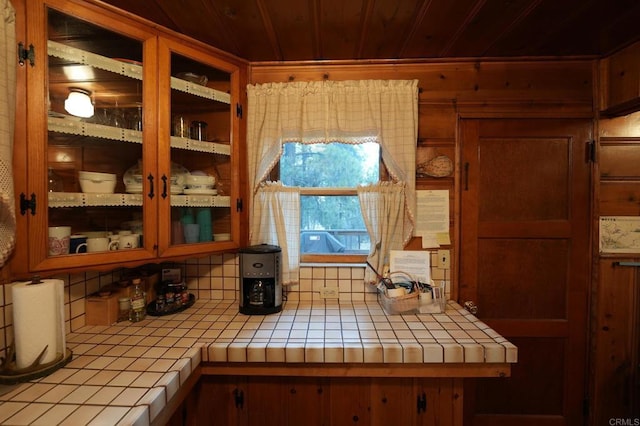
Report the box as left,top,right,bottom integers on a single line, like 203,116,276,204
0,251,450,359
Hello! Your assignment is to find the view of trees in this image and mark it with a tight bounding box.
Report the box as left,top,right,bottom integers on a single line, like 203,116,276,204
280,142,379,233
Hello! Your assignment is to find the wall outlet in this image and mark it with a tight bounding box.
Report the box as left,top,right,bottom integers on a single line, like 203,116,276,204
321,287,339,299
437,249,451,269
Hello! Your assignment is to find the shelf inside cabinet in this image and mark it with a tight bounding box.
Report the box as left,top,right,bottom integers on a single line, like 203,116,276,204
48,40,231,105
170,194,230,207
170,137,230,155
170,77,230,104
48,116,142,143
48,40,143,81
48,117,230,156
48,192,230,208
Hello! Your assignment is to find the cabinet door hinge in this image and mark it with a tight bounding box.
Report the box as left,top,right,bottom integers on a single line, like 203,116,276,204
236,198,243,212
233,388,244,409
17,42,35,67
586,140,596,163
416,392,427,413
20,193,36,215
236,103,243,118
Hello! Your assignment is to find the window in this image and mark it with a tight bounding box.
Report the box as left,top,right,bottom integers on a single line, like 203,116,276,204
280,142,380,260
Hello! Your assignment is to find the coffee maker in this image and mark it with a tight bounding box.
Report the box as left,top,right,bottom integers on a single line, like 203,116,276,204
239,244,282,315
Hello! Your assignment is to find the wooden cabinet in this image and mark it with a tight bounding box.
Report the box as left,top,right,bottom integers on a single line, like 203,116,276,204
196,375,462,426
592,112,640,425
600,41,640,117
591,259,640,425
13,0,246,276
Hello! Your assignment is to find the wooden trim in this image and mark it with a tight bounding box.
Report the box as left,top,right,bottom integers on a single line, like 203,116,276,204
201,362,511,378
151,365,202,426
300,254,367,263
299,187,358,196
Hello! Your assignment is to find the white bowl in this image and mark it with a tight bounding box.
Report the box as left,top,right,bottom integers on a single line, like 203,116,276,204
185,174,215,186
79,171,117,193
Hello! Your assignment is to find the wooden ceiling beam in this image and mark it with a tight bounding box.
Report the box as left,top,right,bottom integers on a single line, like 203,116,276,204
438,0,486,57
311,0,323,59
354,0,376,59
256,0,284,61
479,0,543,57
398,0,434,59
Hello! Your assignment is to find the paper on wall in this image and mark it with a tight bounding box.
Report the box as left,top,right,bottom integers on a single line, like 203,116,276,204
389,250,430,283
415,190,450,248
599,216,640,253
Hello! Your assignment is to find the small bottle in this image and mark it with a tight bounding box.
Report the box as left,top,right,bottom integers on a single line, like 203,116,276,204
129,278,146,322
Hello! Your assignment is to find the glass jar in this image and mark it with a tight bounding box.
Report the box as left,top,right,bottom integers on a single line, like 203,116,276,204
47,167,64,192
129,103,143,131
118,297,130,322
190,120,208,141
129,278,146,322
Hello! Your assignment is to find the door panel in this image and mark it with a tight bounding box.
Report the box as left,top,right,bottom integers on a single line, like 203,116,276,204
460,118,592,425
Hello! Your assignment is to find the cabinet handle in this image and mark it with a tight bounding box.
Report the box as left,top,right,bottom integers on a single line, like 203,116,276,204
147,174,154,199
161,175,168,199
464,162,470,190
233,388,244,409
417,392,427,413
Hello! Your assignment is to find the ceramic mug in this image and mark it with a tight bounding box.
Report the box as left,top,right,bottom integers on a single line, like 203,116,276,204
84,231,108,239
119,233,139,249
69,234,87,254
48,226,71,256
77,237,118,253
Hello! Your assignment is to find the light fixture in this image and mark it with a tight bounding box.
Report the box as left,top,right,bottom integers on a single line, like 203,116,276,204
64,88,94,118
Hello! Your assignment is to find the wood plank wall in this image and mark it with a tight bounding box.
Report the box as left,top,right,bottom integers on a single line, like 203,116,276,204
249,58,596,299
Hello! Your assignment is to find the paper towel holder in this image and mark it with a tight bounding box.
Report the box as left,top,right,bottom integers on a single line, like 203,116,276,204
0,341,72,385
28,275,41,285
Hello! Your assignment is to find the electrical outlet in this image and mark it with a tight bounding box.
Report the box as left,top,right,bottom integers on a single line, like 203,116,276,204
437,249,450,269
321,287,339,299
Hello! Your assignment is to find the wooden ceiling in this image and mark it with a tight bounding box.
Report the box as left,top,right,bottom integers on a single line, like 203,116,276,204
98,0,640,62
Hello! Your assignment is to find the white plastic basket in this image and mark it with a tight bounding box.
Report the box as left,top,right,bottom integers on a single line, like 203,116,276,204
377,272,421,315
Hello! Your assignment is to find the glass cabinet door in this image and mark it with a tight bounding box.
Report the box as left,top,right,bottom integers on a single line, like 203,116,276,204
158,43,237,254
35,5,157,269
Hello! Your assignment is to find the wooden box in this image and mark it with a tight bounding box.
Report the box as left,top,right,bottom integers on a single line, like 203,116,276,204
85,290,124,326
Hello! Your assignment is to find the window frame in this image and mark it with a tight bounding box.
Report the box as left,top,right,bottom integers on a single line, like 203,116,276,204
298,187,367,264
277,142,388,264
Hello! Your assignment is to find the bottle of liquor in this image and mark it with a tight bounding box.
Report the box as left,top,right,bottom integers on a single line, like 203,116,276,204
129,278,146,322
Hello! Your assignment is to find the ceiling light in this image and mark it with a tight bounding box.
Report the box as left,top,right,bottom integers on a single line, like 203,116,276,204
64,88,94,118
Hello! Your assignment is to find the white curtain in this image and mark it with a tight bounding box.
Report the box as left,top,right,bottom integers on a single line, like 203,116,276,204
251,182,300,285
358,182,408,284
0,0,16,267
246,80,418,284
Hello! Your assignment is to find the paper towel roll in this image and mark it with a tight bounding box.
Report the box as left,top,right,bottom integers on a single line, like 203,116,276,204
12,279,65,369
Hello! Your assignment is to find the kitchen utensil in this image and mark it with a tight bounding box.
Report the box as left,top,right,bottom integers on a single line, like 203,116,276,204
190,120,208,141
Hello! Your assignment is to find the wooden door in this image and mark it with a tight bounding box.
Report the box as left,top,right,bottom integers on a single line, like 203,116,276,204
460,118,592,425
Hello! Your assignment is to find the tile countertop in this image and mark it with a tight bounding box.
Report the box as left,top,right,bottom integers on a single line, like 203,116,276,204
0,299,517,426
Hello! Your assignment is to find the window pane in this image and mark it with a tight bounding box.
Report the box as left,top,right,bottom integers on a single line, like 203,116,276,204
300,195,370,254
281,142,379,187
